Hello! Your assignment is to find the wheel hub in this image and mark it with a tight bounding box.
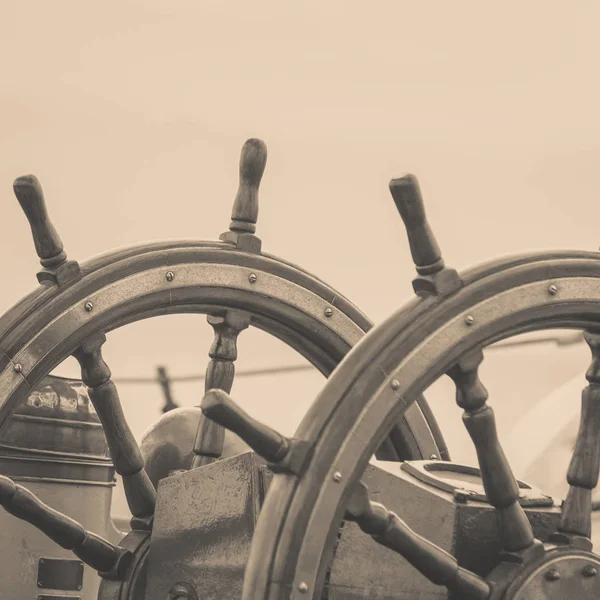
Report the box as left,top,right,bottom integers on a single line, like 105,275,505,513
499,549,600,599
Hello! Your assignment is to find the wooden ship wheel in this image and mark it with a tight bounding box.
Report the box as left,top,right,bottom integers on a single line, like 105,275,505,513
201,177,600,599
0,140,446,600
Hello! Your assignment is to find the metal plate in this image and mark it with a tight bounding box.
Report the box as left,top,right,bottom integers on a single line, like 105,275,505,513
37,557,84,591
401,460,554,507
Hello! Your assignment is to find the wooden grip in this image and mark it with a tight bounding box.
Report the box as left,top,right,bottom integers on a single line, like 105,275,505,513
389,175,443,275
0,476,129,574
13,174,66,268
201,389,289,463
229,139,267,234
73,336,156,523
346,481,490,599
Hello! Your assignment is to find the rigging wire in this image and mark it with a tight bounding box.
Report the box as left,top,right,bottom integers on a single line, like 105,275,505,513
111,331,584,385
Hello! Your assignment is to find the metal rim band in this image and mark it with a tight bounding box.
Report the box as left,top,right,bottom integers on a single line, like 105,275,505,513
0,244,444,464
240,255,600,600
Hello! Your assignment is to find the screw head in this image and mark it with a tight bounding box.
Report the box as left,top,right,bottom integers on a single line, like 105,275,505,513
583,565,598,577
391,379,400,390
298,582,308,593
324,307,333,317
84,301,94,312
545,568,560,581
429,453,438,460
332,471,342,483
166,271,175,282
248,272,257,284
13,363,22,373
548,284,558,295
465,315,475,326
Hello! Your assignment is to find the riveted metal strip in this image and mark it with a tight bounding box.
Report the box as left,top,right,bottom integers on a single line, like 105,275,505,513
290,276,600,598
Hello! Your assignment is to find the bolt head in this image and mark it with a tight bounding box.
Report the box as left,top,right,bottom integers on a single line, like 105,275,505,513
465,315,475,326
166,271,175,282
545,568,560,581
248,272,257,284
84,301,93,312
429,453,438,460
298,582,308,593
324,307,333,317
548,284,558,295
13,363,22,373
583,565,598,577
332,471,342,483
167,582,198,600
391,379,400,390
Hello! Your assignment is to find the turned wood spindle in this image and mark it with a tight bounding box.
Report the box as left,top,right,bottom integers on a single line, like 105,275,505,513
229,138,267,234
558,331,600,539
157,366,179,413
202,389,289,462
345,481,491,599
389,175,444,275
220,139,267,253
73,335,156,527
447,349,535,553
190,311,250,468
389,175,461,296
13,174,81,285
201,389,310,474
0,475,131,578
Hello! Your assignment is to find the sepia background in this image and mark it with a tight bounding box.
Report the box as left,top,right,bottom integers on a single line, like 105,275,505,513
1,1,599,518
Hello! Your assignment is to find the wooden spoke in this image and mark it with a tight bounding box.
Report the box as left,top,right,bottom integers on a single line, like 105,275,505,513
200,389,311,475
389,174,461,297
191,139,267,467
190,311,250,468
346,481,491,599
0,475,131,579
73,334,156,529
219,137,267,253
13,174,82,286
447,349,536,553
558,331,600,540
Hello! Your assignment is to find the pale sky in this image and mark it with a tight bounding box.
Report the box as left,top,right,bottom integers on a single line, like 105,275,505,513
1,2,598,516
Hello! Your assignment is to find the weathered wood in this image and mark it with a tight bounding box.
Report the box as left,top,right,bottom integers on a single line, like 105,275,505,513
230,138,267,234
389,175,443,275
201,389,289,462
191,311,251,468
448,349,535,553
13,175,66,268
73,334,156,527
558,331,600,538
345,481,491,599
389,174,461,297
220,139,267,253
13,174,82,285
0,475,131,577
200,389,311,475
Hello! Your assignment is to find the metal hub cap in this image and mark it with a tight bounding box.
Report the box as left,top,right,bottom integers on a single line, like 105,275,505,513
504,549,600,599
